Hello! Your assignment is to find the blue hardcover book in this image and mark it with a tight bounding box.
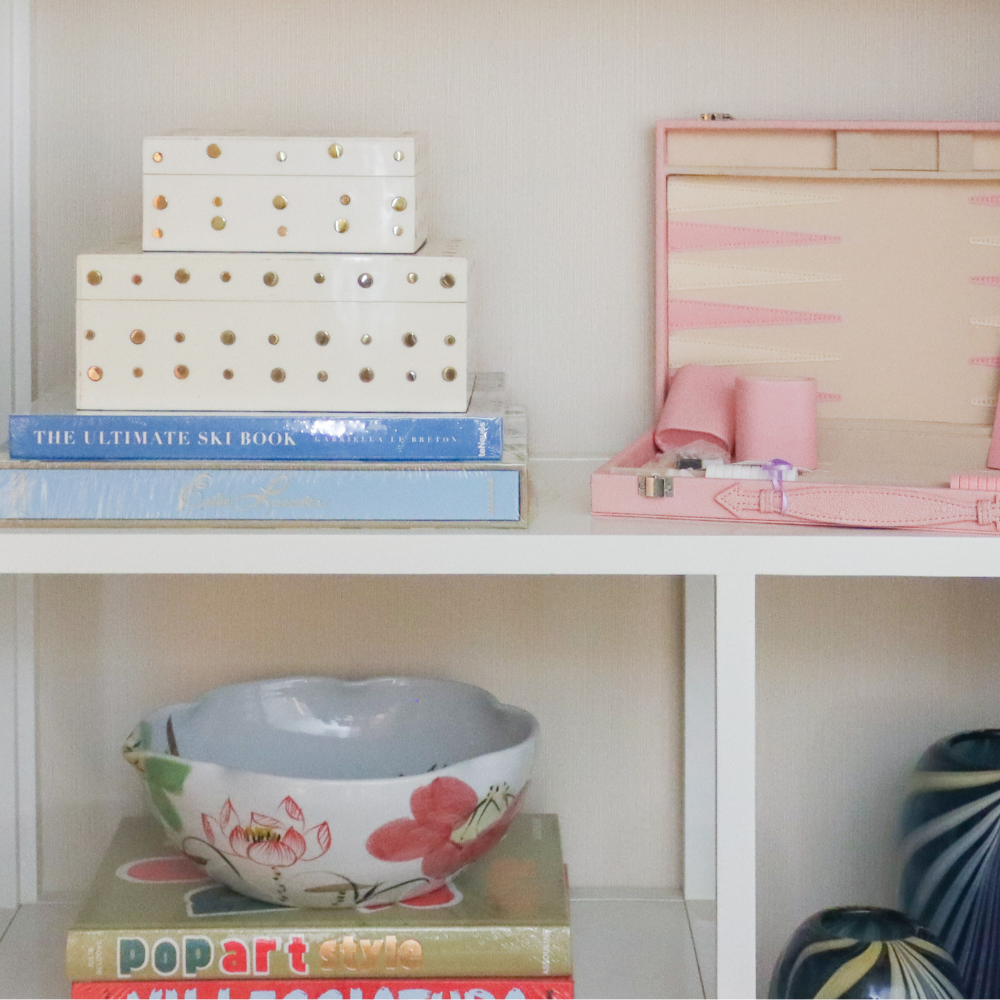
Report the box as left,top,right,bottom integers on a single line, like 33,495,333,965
0,410,526,525
9,374,505,462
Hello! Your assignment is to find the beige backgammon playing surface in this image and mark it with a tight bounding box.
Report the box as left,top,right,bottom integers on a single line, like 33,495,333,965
666,175,1000,429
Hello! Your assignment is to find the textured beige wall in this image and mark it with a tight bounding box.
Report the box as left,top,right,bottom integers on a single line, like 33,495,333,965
31,0,1000,455
36,574,682,895
757,578,1000,996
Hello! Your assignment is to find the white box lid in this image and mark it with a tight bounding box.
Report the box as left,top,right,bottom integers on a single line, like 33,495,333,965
143,136,417,177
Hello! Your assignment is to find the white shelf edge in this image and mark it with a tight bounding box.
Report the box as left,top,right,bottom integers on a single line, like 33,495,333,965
0,459,999,577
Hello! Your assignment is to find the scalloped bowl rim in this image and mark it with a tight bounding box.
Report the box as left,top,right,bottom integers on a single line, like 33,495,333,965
129,675,539,784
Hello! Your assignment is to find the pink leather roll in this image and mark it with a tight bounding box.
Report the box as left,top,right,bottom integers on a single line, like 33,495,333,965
734,375,817,469
654,365,738,458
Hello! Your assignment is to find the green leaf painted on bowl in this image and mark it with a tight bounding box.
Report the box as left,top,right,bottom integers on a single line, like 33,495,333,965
148,782,183,831
145,755,191,793
143,755,191,831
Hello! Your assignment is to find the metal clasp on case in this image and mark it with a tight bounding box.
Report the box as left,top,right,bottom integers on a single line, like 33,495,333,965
638,476,673,498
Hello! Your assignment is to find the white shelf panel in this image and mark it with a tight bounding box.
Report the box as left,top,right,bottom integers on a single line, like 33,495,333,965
572,891,706,999
0,894,712,1000
0,899,74,1000
0,458,999,577
687,899,718,1000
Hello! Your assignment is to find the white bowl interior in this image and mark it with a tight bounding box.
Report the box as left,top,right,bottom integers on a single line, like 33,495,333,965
142,676,536,780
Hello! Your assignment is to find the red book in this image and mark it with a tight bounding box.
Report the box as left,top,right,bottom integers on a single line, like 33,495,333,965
71,978,574,998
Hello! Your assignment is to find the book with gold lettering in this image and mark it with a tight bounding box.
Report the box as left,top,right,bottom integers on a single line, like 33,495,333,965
66,814,571,982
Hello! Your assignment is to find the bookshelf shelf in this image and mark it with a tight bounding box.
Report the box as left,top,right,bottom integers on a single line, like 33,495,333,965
0,902,71,1000
0,459,998,578
0,895,714,1000
0,909,14,945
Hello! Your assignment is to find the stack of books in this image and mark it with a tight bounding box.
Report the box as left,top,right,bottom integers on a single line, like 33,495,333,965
5,136,526,525
66,814,573,999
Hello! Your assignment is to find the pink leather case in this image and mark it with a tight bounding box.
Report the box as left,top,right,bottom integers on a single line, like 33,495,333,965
591,119,1000,532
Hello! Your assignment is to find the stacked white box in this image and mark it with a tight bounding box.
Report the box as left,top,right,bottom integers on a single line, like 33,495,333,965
77,134,472,413
142,136,424,254
77,241,468,412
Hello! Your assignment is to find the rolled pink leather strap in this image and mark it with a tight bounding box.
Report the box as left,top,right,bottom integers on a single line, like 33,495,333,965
654,365,738,456
734,375,818,470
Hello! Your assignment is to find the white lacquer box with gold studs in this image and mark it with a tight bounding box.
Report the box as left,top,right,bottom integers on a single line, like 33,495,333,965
142,136,424,254
76,240,468,412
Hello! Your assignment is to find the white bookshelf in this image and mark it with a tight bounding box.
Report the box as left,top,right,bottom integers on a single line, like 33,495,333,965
3,3,999,998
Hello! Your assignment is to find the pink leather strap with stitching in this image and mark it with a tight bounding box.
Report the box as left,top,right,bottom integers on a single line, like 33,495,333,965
714,481,998,529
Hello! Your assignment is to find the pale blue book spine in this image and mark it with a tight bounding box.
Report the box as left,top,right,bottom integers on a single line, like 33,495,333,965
9,414,503,461
0,468,521,521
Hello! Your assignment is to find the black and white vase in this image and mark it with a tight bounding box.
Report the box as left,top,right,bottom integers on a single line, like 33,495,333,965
769,906,964,999
900,729,1000,998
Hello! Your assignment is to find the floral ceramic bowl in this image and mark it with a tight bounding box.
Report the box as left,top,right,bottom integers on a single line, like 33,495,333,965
122,676,537,908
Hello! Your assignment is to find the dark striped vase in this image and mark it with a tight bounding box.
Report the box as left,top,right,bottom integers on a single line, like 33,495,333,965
769,907,964,999
901,729,1000,998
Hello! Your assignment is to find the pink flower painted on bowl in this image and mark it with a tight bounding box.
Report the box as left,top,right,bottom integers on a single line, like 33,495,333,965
365,777,525,881
202,796,331,868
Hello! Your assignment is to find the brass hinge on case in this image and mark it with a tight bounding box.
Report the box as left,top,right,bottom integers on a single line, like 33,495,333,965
700,113,734,120
638,476,674,498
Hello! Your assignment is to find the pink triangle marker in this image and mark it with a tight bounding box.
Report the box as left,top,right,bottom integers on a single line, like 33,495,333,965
668,221,842,253
668,298,842,330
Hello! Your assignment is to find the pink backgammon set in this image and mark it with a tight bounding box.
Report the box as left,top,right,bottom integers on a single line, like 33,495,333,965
592,118,1000,533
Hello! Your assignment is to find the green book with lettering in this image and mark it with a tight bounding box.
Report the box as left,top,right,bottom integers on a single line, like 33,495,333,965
66,814,570,982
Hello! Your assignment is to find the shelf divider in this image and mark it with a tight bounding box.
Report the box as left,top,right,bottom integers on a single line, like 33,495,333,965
0,578,17,909
16,575,36,904
0,575,36,910
684,575,717,901
0,0,33,422
715,572,757,999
